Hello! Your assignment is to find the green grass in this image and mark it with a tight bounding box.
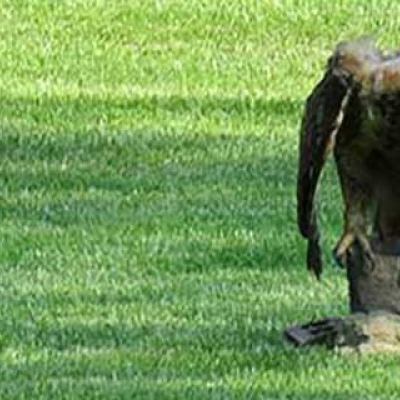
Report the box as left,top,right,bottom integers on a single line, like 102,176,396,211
1,1,400,398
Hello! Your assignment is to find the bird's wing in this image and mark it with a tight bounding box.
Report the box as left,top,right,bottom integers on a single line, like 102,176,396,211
297,70,352,278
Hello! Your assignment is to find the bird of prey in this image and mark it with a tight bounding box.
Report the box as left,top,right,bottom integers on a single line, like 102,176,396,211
297,38,400,279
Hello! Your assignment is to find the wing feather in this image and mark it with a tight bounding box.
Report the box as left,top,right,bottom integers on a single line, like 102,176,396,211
297,71,352,278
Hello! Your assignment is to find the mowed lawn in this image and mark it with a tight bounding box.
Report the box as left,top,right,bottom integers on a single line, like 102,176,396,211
1,1,400,399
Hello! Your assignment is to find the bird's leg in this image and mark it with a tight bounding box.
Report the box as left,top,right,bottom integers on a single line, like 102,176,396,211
333,171,375,271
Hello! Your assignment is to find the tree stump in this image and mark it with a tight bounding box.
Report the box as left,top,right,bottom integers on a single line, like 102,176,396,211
285,239,400,354
347,239,400,315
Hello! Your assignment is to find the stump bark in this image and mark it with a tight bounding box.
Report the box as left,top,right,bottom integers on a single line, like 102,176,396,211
347,238,400,315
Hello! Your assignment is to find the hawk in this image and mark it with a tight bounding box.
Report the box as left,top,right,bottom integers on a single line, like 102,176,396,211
297,38,400,279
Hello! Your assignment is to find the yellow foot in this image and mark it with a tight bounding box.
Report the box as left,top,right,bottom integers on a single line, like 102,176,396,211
333,232,375,271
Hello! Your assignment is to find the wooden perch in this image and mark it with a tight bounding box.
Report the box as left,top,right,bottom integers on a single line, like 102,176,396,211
285,239,400,353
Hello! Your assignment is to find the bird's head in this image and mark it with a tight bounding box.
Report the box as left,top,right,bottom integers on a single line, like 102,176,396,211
373,57,400,93
328,37,381,92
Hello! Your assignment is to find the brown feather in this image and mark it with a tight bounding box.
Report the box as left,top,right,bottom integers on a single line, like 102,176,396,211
297,71,351,277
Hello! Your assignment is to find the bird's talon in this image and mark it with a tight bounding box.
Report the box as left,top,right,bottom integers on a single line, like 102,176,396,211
333,232,375,272
354,235,376,272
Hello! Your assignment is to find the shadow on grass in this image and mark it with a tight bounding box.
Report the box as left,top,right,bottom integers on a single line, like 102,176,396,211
0,96,301,186
0,94,310,270
0,95,348,399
